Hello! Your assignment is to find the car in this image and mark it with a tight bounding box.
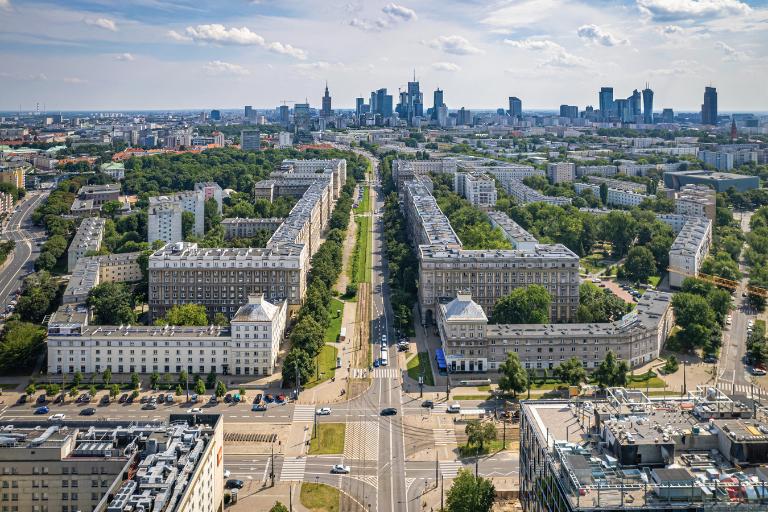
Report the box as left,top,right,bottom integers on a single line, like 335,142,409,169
140,396,149,404
225,479,244,490
36,394,47,404
126,394,135,404
54,394,63,404
119,393,128,403
80,407,96,416
224,393,232,403
397,344,409,352
35,406,49,414
223,470,231,479
752,367,767,376
157,394,165,403
190,394,199,403
276,394,286,404
100,395,110,405
421,400,434,409
703,356,718,364
380,408,397,416
254,394,263,404
16,395,27,405
165,395,174,404
252,404,267,412
233,394,241,403
189,407,203,414
209,395,218,404
381,335,387,344
373,359,380,368
447,403,461,413
316,407,332,415
331,464,350,474
48,413,65,421
264,394,274,403
142,403,157,410
78,394,91,403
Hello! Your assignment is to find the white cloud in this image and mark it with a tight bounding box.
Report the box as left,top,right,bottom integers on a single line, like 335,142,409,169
84,17,117,31
0,0,11,12
637,0,751,21
427,35,483,55
504,38,564,52
540,51,591,68
174,24,306,59
114,53,135,61
202,60,250,76
63,77,87,84
577,24,629,46
432,62,461,72
0,72,48,81
660,24,685,34
295,61,332,70
714,41,748,61
349,2,417,31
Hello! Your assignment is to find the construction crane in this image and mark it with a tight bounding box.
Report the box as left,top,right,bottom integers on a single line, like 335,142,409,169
667,267,768,297
279,100,295,106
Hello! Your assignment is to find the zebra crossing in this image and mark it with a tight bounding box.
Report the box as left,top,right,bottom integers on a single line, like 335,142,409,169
280,457,306,482
716,383,765,397
439,460,464,478
350,368,369,379
345,421,379,461
374,368,400,379
433,428,457,446
293,405,316,422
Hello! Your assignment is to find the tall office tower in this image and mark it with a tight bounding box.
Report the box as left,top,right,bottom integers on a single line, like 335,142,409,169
397,73,423,125
321,82,332,117
432,88,445,120
559,105,579,119
355,97,365,118
371,88,393,117
241,130,260,151
210,109,221,121
508,96,522,118
630,89,641,117
457,107,472,126
615,99,630,123
642,84,654,124
701,86,718,125
278,105,290,126
599,87,614,120
662,108,674,123
244,105,253,120
293,102,310,129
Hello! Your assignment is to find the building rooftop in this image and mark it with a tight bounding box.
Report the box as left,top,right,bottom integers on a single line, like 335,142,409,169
404,180,463,247
669,218,711,257
487,210,538,246
231,294,281,323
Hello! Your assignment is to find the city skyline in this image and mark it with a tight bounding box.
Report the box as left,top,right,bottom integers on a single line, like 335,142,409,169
0,0,766,111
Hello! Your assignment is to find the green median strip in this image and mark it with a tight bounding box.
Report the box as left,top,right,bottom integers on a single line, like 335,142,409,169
308,423,346,455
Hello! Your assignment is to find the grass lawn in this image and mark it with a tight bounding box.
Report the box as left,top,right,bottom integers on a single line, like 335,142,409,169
324,298,345,343
406,352,435,386
648,275,662,288
356,186,370,214
477,384,491,392
304,344,338,389
300,483,339,512
458,439,510,457
452,394,493,401
309,423,346,455
351,214,371,285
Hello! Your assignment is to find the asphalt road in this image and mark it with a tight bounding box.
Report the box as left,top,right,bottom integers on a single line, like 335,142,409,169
0,190,49,310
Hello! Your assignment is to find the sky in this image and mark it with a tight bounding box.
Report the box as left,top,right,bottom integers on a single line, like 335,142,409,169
0,0,766,112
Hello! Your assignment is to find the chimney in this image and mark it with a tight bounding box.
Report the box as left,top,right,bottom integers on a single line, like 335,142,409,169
248,293,264,305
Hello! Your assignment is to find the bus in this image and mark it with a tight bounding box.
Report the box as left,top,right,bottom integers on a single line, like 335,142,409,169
339,327,346,342
380,348,388,366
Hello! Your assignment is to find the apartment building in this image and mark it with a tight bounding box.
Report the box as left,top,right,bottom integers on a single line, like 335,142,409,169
586,176,647,193
574,182,649,208
576,165,618,177
0,191,12,216
487,211,538,251
221,217,284,239
230,293,287,376
546,162,576,183
456,159,543,183
437,290,672,372
147,199,183,245
67,217,106,272
503,178,572,206
0,417,224,512
668,217,712,288
674,184,716,220
0,165,25,189
700,150,734,171
520,389,768,512
453,171,497,208
391,158,457,190
61,252,143,305
402,180,579,324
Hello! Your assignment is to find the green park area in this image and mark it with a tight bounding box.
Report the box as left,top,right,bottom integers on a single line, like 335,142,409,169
304,344,338,389
406,352,435,386
323,298,345,343
300,483,339,512
308,423,346,455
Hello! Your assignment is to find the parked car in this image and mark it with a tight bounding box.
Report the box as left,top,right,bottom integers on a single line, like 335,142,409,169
225,479,244,490
703,356,718,364
316,407,332,415
264,394,274,403
209,395,218,403
252,404,267,412
224,393,232,403
100,395,110,405
36,394,47,404
16,395,27,405
157,394,165,403
165,395,174,404
380,408,397,416
190,394,199,403
142,403,157,410
54,394,63,404
331,465,350,474
119,393,128,403
254,393,263,403
276,394,286,404
189,407,203,414
35,406,49,414
80,407,96,416
140,396,149,404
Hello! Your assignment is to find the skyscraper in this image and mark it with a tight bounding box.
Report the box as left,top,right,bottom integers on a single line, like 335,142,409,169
210,109,221,121
432,88,445,120
278,105,290,126
240,130,260,151
701,86,718,125
371,88,393,117
508,97,522,118
293,102,310,129
355,97,365,118
642,85,654,124
321,82,332,117
559,105,579,119
244,105,253,121
599,87,614,120
629,89,641,118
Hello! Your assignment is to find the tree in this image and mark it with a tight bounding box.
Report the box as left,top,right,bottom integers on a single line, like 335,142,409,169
87,282,135,325
109,384,120,398
182,211,196,239
175,385,183,396
157,304,208,326
68,387,79,399
212,312,229,326
599,182,608,205
465,421,497,453
282,347,316,388
663,355,679,374
289,315,325,357
179,370,188,386
498,352,528,398
150,371,160,389
102,368,112,387
593,351,628,389
162,373,173,389
25,384,36,396
215,380,227,398
554,358,587,386
269,503,289,512
0,321,46,371
445,469,495,512
623,246,657,283
577,282,628,323
672,293,718,351
195,378,206,396
206,371,217,390
89,384,98,397
72,371,83,388
130,372,140,389
238,386,246,397
46,383,61,397
491,285,551,324
102,200,123,219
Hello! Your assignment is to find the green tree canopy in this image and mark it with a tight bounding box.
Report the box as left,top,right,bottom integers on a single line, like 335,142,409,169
446,469,495,512
282,348,316,388
465,421,497,452
87,282,136,325
156,304,209,326
491,285,551,324
498,352,528,398
593,350,629,389
622,246,657,283
554,357,587,386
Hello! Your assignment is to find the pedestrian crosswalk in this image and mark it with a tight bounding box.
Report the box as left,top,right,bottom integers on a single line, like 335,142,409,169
716,383,765,398
374,368,400,379
293,405,316,422
280,457,306,482
350,368,369,379
433,428,457,446
439,460,463,478
345,421,379,461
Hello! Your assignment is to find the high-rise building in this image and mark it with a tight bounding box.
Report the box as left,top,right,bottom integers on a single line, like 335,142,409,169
241,129,261,151
630,89,641,118
371,88,393,117
559,105,579,119
397,73,424,125
599,87,614,120
321,82,332,117
209,109,221,121
278,104,290,126
355,97,365,118
457,107,472,126
244,105,253,120
662,108,674,123
508,96,522,118
702,86,718,125
294,102,310,129
615,98,631,123
642,84,654,124
432,88,445,120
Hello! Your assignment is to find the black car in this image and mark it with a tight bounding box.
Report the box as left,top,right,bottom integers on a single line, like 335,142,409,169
224,393,232,403
119,393,128,403
225,479,244,489
54,394,64,404
17,395,27,404
80,407,96,416
36,394,47,404
100,395,110,405
380,407,397,416
421,400,434,409
255,393,263,403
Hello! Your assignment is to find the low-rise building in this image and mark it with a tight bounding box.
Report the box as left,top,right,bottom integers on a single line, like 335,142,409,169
664,169,759,192
503,178,572,206
100,161,125,180
76,184,120,207
487,211,538,251
222,217,284,239
67,217,106,272
668,217,712,288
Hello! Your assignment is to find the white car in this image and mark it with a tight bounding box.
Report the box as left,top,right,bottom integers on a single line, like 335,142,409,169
316,407,332,416
223,470,231,478
48,414,65,421
330,464,350,474
189,408,203,414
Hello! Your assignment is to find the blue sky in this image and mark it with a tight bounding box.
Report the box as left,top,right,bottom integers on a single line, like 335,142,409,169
0,0,766,111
